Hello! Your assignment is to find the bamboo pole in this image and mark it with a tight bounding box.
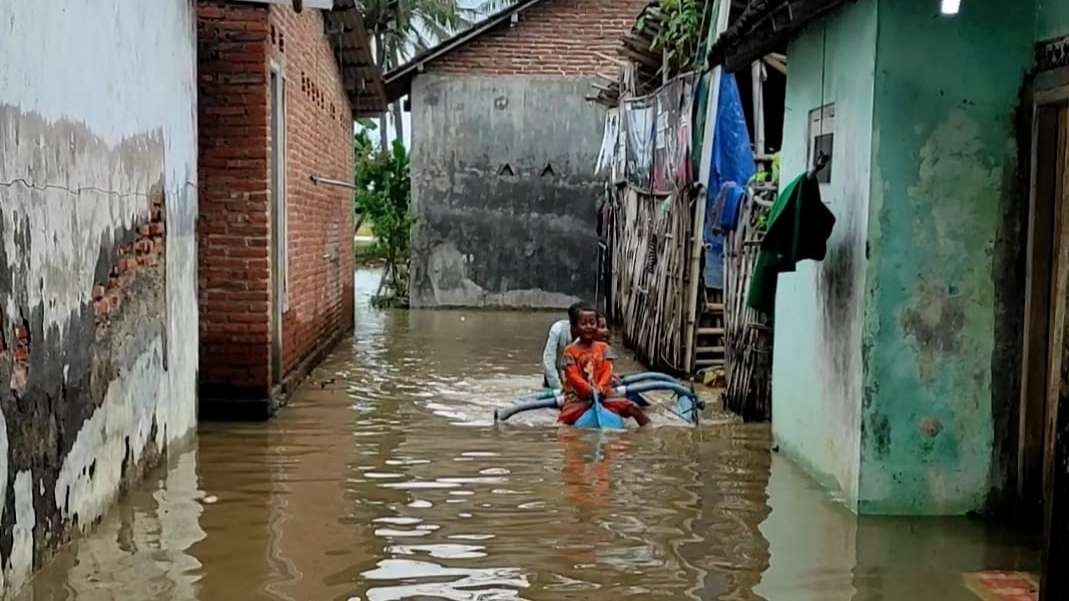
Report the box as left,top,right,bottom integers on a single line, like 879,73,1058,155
684,0,733,376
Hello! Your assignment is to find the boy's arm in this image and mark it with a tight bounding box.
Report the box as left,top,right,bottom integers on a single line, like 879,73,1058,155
563,357,594,400
542,322,564,389
594,356,614,394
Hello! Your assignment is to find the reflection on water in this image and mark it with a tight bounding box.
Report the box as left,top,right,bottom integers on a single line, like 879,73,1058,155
15,270,1039,601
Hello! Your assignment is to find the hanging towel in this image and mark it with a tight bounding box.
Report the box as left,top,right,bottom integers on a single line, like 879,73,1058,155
719,182,746,232
746,173,836,317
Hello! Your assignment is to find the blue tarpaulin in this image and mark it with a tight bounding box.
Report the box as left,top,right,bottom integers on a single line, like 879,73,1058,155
704,73,756,289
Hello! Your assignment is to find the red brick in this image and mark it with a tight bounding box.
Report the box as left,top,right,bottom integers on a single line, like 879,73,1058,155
198,0,355,394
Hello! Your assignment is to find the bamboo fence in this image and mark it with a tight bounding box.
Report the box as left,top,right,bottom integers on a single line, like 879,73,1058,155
607,187,696,373
722,183,774,421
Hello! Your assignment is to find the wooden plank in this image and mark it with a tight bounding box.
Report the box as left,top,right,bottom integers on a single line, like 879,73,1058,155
1021,105,1060,507
1042,106,1069,601
594,51,627,67
697,327,725,336
619,45,661,68
695,359,725,368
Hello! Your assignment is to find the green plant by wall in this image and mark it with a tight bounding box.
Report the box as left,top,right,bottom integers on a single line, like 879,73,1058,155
353,131,413,307
648,0,704,76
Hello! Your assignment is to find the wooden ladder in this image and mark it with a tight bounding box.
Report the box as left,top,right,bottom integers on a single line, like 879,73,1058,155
694,288,725,370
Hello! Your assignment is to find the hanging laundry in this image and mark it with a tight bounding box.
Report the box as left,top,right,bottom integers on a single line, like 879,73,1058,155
746,173,837,317
651,74,696,195
595,108,620,178
718,182,747,232
624,94,656,192
673,76,695,188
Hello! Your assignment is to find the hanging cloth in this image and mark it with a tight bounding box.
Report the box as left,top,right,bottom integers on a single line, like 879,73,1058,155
746,173,836,317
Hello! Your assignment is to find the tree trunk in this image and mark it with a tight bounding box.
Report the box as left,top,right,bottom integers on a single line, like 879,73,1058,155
374,33,389,151
390,46,405,144
391,101,405,146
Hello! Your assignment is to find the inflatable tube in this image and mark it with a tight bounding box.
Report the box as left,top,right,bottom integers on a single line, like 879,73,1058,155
620,372,679,385
494,397,560,422
615,381,703,425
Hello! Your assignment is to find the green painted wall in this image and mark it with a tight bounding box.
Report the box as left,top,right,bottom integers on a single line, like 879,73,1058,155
1037,0,1069,40
771,0,877,509
860,0,1035,514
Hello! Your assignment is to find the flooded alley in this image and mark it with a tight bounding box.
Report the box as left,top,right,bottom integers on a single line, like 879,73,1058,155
14,271,1039,601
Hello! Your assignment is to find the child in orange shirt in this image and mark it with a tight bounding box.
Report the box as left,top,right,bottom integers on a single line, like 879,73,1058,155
558,305,650,427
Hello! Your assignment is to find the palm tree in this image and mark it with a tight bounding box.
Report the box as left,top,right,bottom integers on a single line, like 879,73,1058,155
363,0,478,146
475,0,516,13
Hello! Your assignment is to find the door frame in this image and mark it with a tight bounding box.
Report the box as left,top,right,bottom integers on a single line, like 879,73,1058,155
269,62,288,386
1019,77,1068,508
1030,65,1069,601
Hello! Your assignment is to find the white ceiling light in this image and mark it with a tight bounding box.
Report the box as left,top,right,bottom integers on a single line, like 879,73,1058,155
941,0,961,15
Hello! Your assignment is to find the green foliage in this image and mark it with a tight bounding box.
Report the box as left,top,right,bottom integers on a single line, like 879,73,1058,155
647,0,704,77
363,0,472,64
354,131,413,304
751,152,781,185
475,0,516,14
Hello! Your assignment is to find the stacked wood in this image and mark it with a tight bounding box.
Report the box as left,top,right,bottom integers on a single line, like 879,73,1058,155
607,187,696,373
588,1,664,106
722,175,776,421
620,2,666,95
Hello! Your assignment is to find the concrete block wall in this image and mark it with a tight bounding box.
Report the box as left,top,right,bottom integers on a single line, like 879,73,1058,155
0,0,198,595
408,0,646,308
772,0,1041,515
198,1,354,405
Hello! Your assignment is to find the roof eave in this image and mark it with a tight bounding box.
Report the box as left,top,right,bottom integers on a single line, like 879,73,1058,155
326,1,387,117
710,0,856,72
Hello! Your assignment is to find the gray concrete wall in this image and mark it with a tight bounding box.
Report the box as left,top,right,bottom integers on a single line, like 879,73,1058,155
0,1,198,594
409,75,605,308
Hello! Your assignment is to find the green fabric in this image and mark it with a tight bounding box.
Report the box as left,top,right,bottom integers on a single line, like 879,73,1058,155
746,173,837,317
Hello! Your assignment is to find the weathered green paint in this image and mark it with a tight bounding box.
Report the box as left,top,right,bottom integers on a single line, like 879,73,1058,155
772,0,1040,515
1037,0,1069,41
771,0,877,509
861,0,1034,515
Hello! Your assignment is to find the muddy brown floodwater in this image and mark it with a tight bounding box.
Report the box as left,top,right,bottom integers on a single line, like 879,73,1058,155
15,270,1040,601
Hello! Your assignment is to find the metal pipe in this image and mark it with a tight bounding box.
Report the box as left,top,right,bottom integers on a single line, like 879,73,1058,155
310,175,358,190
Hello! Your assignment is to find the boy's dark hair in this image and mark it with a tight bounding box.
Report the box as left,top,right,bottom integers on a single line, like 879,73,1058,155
567,301,586,325
595,309,607,322
568,302,596,327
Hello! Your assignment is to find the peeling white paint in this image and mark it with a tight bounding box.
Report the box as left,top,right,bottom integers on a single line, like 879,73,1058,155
5,472,34,593
0,0,197,343
54,338,165,526
0,1,198,596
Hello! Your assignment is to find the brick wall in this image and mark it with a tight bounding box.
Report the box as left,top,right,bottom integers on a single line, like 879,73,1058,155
427,0,647,76
197,1,273,399
269,6,355,377
198,2,354,402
